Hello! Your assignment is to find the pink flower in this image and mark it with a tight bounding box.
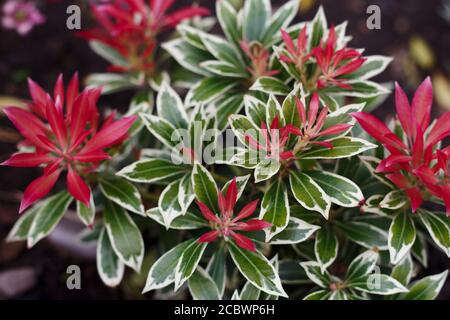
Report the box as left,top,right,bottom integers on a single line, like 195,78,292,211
352,77,450,214
1,74,137,213
197,178,271,252
2,0,45,35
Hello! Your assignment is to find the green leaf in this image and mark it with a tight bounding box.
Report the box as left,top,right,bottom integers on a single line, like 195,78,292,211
348,274,408,295
143,239,193,292
281,85,302,123
228,241,287,297
418,209,450,257
309,7,328,49
97,228,124,287
270,217,320,245
192,162,219,213
345,250,379,282
306,171,364,207
334,221,388,250
85,73,135,95
388,211,416,265
216,94,245,131
174,240,208,290
400,270,448,300
176,24,207,50
342,55,393,81
216,0,240,46
304,290,332,300
254,158,281,182
261,0,299,45
162,39,212,76
100,177,144,216
146,208,207,230
289,171,331,219
7,204,39,242
117,158,187,183
380,190,408,210
6,203,37,242
201,60,247,78
221,174,250,201
89,41,128,67
200,33,244,67
323,80,390,98
243,0,270,42
156,82,189,129
158,180,185,229
244,95,266,129
301,137,376,159
315,226,339,271
207,245,227,298
188,267,221,300
265,94,285,128
390,254,413,286
240,282,261,300
260,179,290,241
250,76,291,96
411,233,428,267
186,76,238,105
76,189,95,227
28,192,73,248
228,114,260,146
278,260,310,284
299,261,331,288
103,200,144,272
140,113,182,150
178,173,195,212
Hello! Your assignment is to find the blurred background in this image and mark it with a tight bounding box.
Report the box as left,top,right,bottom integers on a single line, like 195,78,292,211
0,0,449,299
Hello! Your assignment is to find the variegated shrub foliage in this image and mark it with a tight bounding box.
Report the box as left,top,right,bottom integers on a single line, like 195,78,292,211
5,0,449,300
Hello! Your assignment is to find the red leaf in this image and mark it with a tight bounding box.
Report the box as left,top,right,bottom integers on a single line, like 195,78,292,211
79,116,137,154
405,187,423,213
20,170,61,213
307,93,319,130
66,73,79,116
3,107,48,148
27,78,48,117
45,102,67,149
1,153,53,167
230,232,256,252
74,150,111,163
67,166,91,207
316,124,352,137
233,219,271,231
198,230,219,243
218,190,226,217
196,200,220,224
225,178,237,214
426,111,450,147
351,112,406,152
412,77,432,131
163,7,210,28
53,74,64,110
233,199,259,222
394,82,413,138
